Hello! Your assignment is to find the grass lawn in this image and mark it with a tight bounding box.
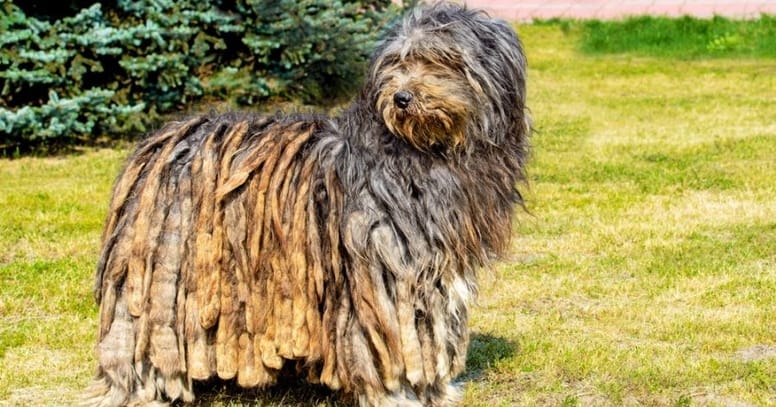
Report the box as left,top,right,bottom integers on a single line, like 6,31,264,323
1,19,775,406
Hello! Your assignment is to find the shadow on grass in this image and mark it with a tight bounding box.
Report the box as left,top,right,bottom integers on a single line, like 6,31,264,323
462,332,517,381
190,377,348,406
188,332,516,406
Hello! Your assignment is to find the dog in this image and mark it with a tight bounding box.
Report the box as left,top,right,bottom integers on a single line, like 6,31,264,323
86,2,529,406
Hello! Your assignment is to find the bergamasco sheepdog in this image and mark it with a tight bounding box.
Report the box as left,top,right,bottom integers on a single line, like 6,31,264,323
86,2,530,406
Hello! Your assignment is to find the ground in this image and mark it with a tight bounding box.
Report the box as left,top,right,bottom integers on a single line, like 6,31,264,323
1,19,775,407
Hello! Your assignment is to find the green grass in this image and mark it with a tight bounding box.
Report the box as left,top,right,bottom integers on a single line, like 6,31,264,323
573,15,776,58
2,18,776,406
462,21,776,406
0,149,125,404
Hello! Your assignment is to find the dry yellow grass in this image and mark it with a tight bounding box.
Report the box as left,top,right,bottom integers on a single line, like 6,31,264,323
462,23,776,407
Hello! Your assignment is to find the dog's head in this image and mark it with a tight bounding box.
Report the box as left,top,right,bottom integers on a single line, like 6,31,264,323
368,2,528,152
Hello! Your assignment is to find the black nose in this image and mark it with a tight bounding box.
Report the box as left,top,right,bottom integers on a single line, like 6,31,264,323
393,91,413,109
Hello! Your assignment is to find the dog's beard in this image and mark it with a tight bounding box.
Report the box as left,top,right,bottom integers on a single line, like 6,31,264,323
379,97,469,151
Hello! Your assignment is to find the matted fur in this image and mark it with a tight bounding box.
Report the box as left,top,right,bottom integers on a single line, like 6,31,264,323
85,2,529,406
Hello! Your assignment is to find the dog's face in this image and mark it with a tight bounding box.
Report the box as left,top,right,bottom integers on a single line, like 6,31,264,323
373,50,476,151
368,4,527,152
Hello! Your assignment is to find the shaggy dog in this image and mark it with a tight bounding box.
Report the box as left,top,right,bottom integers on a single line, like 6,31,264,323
86,2,529,406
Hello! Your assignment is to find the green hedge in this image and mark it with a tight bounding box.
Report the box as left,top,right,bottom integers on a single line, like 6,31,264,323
0,0,398,149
